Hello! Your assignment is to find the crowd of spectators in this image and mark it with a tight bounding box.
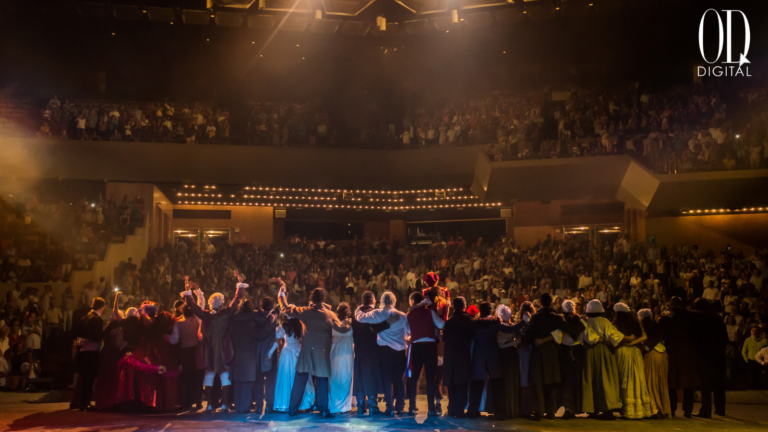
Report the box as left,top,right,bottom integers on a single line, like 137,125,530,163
0,193,145,284
1,228,767,392
3,83,768,173
35,96,232,145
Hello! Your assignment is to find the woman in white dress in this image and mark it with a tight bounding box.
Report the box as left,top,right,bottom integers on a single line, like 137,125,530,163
329,303,354,413
273,317,315,412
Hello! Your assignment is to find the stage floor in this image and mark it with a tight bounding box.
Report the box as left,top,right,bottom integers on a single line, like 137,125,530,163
2,393,768,432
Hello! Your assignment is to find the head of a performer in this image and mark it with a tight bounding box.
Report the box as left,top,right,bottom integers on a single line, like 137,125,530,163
336,302,351,321
310,287,326,305
126,307,139,318
140,301,159,318
182,305,193,318
380,291,397,309
693,298,711,313
173,300,185,317
284,316,304,339
260,297,274,312
237,299,255,314
669,296,684,310
478,302,493,318
91,297,106,314
452,296,466,312
362,291,376,307
209,293,225,310
423,272,439,288
539,292,553,308
409,291,424,307
520,301,537,317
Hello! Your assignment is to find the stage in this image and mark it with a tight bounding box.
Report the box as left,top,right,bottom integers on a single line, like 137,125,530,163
2,393,768,432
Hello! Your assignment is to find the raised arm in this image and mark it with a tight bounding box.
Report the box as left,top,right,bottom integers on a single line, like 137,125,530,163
112,291,123,321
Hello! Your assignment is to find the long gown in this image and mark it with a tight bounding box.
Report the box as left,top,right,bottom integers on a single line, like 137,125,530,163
273,325,315,412
115,313,180,411
616,345,652,419
94,322,124,410
329,328,354,413
582,316,623,414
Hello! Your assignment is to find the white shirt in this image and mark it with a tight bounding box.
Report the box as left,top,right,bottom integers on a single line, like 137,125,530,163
355,306,410,351
756,347,768,365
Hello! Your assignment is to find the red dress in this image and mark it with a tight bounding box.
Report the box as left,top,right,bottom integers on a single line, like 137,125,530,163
115,313,180,410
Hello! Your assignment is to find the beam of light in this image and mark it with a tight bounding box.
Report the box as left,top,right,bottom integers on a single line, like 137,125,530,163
244,1,305,74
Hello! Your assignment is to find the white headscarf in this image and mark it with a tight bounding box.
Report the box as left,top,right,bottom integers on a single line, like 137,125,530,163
496,304,512,322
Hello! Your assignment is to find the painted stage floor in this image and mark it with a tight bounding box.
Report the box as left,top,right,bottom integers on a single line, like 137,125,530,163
1,393,768,432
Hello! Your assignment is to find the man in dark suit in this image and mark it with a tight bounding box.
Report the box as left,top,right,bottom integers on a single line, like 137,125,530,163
70,297,106,411
254,297,279,414
351,291,391,415
693,298,729,417
523,293,565,420
468,302,528,419
659,296,701,418
277,280,351,419
442,297,474,418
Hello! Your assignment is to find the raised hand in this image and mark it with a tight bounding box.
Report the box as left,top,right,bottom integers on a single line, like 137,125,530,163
234,270,243,283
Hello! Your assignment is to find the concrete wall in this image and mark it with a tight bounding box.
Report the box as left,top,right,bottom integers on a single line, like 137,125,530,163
173,205,274,247
644,214,768,254
364,221,390,241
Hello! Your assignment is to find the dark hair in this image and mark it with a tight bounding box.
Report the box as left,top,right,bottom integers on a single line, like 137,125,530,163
520,301,536,316
283,317,304,339
182,305,193,318
173,300,185,309
452,296,466,311
540,292,553,307
410,292,424,304
310,288,326,304
92,297,106,311
613,311,643,338
478,302,492,317
669,296,683,309
237,299,255,314
260,297,274,311
336,302,351,321
693,298,711,312
361,291,376,306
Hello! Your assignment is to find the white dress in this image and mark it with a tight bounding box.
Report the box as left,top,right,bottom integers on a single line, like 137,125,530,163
273,325,315,412
329,328,354,413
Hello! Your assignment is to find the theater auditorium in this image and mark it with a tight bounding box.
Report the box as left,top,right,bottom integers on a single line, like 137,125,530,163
0,0,767,431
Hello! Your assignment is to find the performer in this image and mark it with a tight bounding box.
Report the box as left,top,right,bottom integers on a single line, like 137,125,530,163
523,293,565,420
355,291,409,416
70,297,106,411
184,272,247,412
329,303,354,413
659,296,700,418
351,291,391,415
405,290,445,416
692,298,728,418
550,300,586,420
230,298,277,413
94,294,125,410
582,299,624,420
170,280,205,411
638,309,671,418
277,279,351,418
496,304,523,419
467,302,528,420
273,317,315,412
442,297,474,418
612,303,651,419
254,297,280,414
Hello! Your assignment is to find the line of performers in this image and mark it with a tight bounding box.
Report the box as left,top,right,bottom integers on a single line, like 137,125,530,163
69,271,726,421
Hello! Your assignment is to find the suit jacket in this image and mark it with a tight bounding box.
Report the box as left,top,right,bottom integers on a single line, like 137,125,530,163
471,316,526,380
659,307,701,389
230,310,277,382
442,310,475,386
351,305,390,395
77,311,105,344
694,310,728,386
523,307,565,384
278,297,350,378
186,292,243,374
